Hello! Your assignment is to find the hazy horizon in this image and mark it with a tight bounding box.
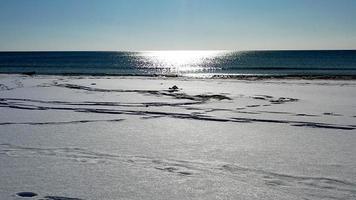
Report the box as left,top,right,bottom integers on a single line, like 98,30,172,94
1,0,356,51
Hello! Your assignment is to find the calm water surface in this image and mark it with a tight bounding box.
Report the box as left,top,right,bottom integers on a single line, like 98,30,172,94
0,50,356,77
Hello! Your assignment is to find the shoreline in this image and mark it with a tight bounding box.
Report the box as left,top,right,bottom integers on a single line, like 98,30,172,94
2,72,356,80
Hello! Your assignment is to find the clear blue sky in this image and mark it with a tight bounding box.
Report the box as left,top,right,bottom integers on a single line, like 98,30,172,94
0,0,356,51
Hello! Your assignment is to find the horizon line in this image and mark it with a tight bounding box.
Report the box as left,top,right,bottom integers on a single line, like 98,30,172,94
1,49,356,53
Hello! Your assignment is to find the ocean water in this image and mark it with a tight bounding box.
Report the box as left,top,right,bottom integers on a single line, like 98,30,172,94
0,50,356,77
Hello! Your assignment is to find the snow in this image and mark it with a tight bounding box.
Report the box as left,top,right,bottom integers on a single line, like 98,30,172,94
1,74,356,200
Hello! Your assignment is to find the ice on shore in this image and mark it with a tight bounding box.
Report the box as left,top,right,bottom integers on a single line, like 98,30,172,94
1,74,356,200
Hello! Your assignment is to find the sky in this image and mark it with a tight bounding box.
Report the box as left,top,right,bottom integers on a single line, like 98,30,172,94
0,0,356,51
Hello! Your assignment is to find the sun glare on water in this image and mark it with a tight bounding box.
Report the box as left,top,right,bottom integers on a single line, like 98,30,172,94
138,51,227,73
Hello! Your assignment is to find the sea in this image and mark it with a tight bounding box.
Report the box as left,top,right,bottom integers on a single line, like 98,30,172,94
0,50,356,78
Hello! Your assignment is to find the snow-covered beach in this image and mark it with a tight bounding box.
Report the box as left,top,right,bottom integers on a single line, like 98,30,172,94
1,74,356,200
